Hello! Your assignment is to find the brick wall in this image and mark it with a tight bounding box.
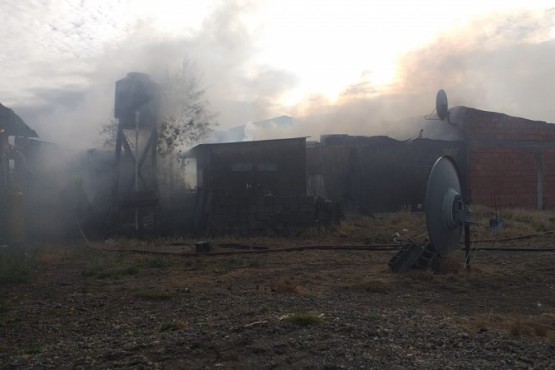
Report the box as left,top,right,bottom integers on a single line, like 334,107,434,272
542,148,555,209
468,147,537,207
463,108,555,209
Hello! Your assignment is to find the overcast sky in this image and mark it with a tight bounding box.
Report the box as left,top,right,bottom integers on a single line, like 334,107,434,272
1,0,554,147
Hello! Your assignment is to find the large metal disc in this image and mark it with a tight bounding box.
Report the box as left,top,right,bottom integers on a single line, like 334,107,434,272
425,156,463,257
436,89,449,120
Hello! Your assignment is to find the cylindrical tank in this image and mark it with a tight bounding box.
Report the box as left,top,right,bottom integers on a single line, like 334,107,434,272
114,72,160,129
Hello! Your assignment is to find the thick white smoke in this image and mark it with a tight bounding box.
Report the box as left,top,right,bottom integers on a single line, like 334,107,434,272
7,4,555,148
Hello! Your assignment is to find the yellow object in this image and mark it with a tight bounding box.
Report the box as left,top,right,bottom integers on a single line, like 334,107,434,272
9,192,25,244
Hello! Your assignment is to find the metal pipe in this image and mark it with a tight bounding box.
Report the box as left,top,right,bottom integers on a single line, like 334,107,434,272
95,243,555,259
95,244,402,257
464,223,471,269
135,111,140,232
460,230,555,244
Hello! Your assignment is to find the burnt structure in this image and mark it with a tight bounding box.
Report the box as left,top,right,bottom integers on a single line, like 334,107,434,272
0,104,38,244
5,88,555,242
184,137,338,234
111,72,161,237
306,106,555,213
13,138,92,241
186,107,555,234
307,135,465,214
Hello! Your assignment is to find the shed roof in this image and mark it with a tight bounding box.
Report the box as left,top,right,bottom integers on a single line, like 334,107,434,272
183,137,308,157
0,103,38,137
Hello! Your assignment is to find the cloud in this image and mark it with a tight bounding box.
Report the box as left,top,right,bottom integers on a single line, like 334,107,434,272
0,1,135,102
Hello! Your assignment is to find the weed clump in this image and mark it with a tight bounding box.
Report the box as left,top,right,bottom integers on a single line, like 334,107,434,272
361,278,389,293
81,250,139,279
274,278,304,294
281,311,325,326
134,289,175,300
159,319,188,332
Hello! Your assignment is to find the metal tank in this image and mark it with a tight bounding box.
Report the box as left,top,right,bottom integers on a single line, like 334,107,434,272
111,72,161,238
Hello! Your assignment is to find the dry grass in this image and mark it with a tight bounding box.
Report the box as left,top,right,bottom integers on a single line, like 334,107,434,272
359,278,389,293
2,208,555,360
102,237,153,250
159,319,189,332
431,256,464,275
460,312,555,342
35,245,81,265
337,206,555,246
19,206,555,256
273,277,305,294
335,212,426,244
134,288,176,300
8,208,548,289
0,247,36,284
407,269,435,281
471,205,555,238
79,249,139,279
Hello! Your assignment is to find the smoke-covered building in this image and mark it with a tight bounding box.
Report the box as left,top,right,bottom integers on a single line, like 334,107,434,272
0,104,39,244
311,106,555,212
307,135,465,214
1,104,111,243
5,94,555,243
183,137,340,234
179,105,555,235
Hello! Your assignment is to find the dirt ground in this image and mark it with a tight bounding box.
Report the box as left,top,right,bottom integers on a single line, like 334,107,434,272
1,214,555,369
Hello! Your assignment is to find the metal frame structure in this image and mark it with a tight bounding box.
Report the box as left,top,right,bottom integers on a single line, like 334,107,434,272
111,73,160,237
0,104,38,244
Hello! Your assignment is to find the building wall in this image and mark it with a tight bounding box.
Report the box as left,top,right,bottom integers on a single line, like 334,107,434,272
542,148,555,208
468,147,537,207
189,138,310,234
463,108,555,209
195,137,307,197
310,135,465,213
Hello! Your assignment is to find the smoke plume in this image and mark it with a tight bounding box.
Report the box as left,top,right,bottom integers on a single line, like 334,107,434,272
7,4,555,148
278,8,555,141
